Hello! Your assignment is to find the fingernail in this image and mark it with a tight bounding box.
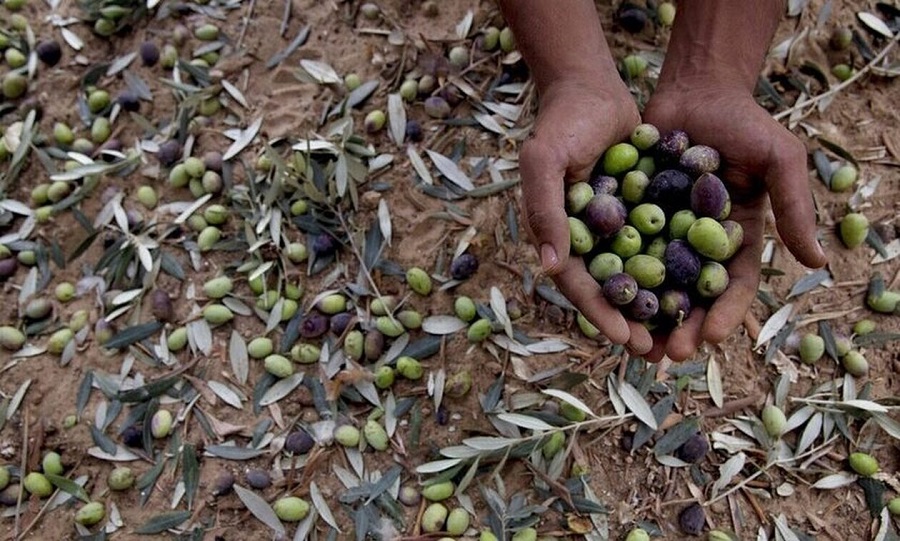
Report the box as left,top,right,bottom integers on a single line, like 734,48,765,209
540,243,559,273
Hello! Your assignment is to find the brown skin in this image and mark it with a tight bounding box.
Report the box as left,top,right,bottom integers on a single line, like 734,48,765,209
499,0,827,360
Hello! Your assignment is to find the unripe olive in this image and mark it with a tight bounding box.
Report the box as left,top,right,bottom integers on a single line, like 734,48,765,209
363,419,389,451
107,466,135,490
197,226,221,252
467,318,492,343
853,319,876,335
364,110,386,133
848,452,878,476
399,79,418,101
0,466,8,490
194,24,220,41
842,350,868,377
48,328,74,355
53,122,75,146
202,304,233,325
247,337,274,359
167,327,188,351
202,276,233,299
375,316,405,337
499,27,515,52
2,72,27,99
291,343,320,364
42,451,64,475
625,529,650,541
799,334,825,364
87,89,111,113
422,480,454,502
373,366,395,389
273,497,309,522
422,503,449,533
75,501,105,526
446,508,470,536
136,185,158,209
761,404,787,438
264,354,293,378
396,356,423,380
829,164,857,192
0,326,26,351
24,472,53,497
334,425,361,447
344,72,362,91
151,409,173,438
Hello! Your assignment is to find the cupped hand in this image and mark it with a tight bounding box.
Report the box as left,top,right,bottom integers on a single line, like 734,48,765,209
642,84,828,362
520,80,652,354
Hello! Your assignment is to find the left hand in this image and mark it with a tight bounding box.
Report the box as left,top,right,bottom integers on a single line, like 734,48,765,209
642,82,827,362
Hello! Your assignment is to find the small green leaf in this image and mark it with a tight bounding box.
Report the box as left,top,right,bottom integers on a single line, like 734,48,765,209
134,511,191,534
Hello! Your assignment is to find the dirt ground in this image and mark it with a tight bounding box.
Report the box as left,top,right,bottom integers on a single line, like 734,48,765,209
0,0,898,540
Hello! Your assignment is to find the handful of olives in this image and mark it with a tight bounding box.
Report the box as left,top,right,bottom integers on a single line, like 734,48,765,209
567,124,741,329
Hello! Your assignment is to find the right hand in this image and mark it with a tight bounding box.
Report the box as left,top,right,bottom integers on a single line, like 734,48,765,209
520,79,652,354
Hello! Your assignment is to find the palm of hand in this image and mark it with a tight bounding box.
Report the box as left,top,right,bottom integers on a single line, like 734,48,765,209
641,90,824,361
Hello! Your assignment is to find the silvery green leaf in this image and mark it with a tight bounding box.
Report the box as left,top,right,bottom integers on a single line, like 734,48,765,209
707,355,724,408
61,27,83,50
310,481,340,532
260,373,304,406
773,514,801,541
384,392,397,438
293,506,317,541
106,52,136,77
87,446,140,462
463,437,516,451
387,93,405,146
426,150,475,191
223,297,253,316
353,378,381,407
490,334,530,356
712,452,746,494
456,9,473,38
421,315,467,335
299,59,341,84
840,399,888,413
496,413,555,431
858,11,894,37
607,376,626,417
233,484,285,535
205,445,266,460
208,381,243,410
431,368,445,411
221,79,249,109
812,472,858,489
0,199,32,215
407,147,434,185
482,101,522,122
655,455,691,468
871,412,900,440
784,405,815,433
415,458,462,474
794,411,822,457
755,303,794,349
439,445,482,459
473,112,506,135
618,382,657,430
265,297,284,333
223,117,262,161
229,331,249,384
490,286,513,338
335,152,348,197
710,432,755,454
525,339,570,354
187,320,212,355
378,198,392,246
541,389,594,418
7,379,31,421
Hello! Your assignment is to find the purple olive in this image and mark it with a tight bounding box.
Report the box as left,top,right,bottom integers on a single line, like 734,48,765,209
659,289,692,326
679,145,720,176
584,194,627,239
675,432,709,463
284,430,315,454
121,425,143,448
35,40,62,66
212,471,235,496
116,92,140,112
627,289,659,321
0,257,17,280
655,129,690,165
678,503,706,536
311,233,338,256
602,273,638,305
0,485,20,506
405,120,423,142
450,253,479,280
664,239,701,287
245,469,271,489
616,5,648,33
588,174,618,196
645,169,692,213
157,139,182,167
690,172,731,220
139,41,160,66
329,312,354,335
300,313,329,338
203,151,224,173
150,289,174,322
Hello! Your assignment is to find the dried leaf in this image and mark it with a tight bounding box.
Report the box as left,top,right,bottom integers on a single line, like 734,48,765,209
223,117,262,161
813,472,858,489
756,303,794,349
134,511,191,535
233,484,286,535
496,413,555,431
299,59,341,84
377,199,392,246
422,315,467,335
229,331,249,384
707,356,724,408
787,269,830,299
407,147,433,185
712,452,746,494
426,150,475,191
490,286,513,338
387,93,405,146
208,381,243,410
858,11,895,37
205,445,266,460
541,389,594,418
259,373,304,406
618,382,657,430
415,458,463,474
310,481,340,531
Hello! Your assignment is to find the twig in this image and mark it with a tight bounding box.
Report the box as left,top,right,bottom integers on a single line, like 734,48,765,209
773,32,900,122
13,406,28,538
236,0,257,50
279,0,291,37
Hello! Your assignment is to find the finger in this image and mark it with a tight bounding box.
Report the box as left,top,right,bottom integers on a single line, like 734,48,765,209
644,334,668,363
553,257,632,347
665,307,707,361
702,207,765,344
626,320,653,356
519,139,571,275
763,136,827,269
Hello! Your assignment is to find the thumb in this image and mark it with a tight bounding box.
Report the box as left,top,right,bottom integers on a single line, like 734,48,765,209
763,137,827,269
520,139,571,275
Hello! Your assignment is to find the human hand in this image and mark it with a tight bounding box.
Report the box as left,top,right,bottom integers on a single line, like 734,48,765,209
642,83,827,361
521,79,653,354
